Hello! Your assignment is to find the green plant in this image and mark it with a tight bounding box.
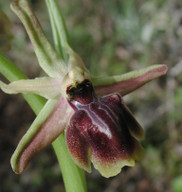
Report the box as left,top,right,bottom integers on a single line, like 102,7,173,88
0,0,167,191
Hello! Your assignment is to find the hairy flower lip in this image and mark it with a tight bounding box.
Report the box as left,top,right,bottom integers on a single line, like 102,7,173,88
66,91,144,177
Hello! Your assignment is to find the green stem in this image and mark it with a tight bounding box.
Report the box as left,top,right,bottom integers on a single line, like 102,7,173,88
45,1,87,191
0,53,87,192
53,134,87,192
45,0,69,62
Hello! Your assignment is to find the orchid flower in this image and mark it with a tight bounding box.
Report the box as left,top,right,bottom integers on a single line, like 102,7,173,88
0,0,167,179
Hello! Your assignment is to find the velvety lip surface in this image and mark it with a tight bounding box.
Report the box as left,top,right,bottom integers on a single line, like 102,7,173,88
66,81,143,177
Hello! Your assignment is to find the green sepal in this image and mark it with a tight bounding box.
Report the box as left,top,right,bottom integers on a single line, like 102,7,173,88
11,0,67,78
92,64,168,96
11,98,58,173
0,77,63,99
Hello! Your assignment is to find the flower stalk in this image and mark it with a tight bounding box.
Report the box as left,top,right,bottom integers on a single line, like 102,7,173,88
45,0,69,61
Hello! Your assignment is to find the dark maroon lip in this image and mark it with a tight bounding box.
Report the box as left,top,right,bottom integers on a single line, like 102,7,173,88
65,78,143,176
66,92,144,176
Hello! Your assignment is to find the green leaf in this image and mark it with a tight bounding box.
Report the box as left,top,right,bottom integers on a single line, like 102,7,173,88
46,0,69,61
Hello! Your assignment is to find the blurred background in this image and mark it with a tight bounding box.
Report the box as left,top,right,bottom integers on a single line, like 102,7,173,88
0,0,182,191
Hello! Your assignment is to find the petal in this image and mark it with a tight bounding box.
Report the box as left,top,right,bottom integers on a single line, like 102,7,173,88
100,94,144,141
68,93,143,178
11,0,67,78
0,77,62,99
66,114,91,172
121,100,144,140
11,96,73,173
92,64,168,96
91,140,143,178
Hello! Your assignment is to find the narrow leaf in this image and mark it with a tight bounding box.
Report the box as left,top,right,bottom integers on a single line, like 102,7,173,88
46,0,69,61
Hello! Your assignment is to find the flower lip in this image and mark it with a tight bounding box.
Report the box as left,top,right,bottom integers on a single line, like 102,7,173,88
67,79,96,106
66,92,144,178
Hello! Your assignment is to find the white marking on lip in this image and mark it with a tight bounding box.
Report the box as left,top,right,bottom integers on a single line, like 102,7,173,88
98,99,119,127
78,103,112,139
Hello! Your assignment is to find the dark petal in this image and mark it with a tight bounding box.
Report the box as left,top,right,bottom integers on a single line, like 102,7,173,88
66,114,91,172
99,93,144,140
121,100,144,140
91,138,143,178
68,93,143,177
